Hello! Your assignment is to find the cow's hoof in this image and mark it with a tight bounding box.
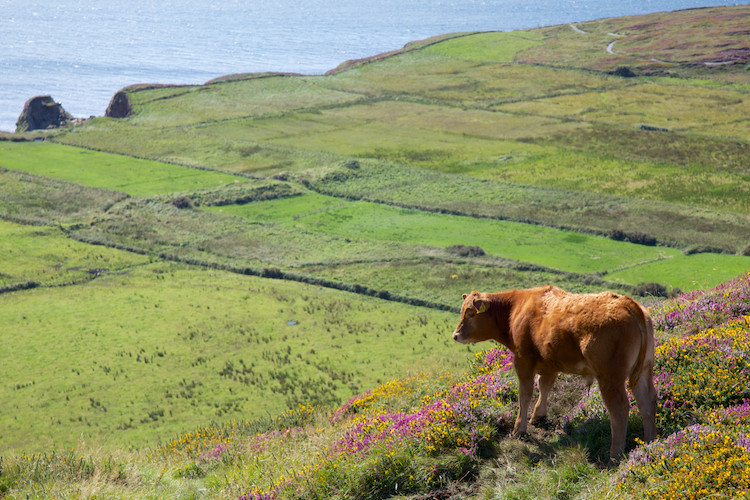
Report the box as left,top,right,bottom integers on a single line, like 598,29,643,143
531,415,548,426
511,429,527,439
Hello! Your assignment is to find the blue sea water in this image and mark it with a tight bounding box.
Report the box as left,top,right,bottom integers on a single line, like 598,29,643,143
0,0,741,132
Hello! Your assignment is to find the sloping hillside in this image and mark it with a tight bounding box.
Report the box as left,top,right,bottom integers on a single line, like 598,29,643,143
1,5,749,499
2,273,749,498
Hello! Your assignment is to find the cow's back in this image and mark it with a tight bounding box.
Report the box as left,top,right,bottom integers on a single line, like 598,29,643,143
510,287,646,378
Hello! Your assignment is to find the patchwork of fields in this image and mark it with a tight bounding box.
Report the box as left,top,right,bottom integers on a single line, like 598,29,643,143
0,7,748,493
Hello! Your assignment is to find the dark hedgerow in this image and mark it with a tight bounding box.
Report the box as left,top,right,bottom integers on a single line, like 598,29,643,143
605,229,657,246
683,245,732,255
446,245,486,257
633,282,669,298
261,268,283,279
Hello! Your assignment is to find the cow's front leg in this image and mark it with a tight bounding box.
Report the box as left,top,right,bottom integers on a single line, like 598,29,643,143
513,367,535,437
531,372,558,425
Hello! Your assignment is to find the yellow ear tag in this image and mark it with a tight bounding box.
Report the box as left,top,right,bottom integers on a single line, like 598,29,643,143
476,302,487,314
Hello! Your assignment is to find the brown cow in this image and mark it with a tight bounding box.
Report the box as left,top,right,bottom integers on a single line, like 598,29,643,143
452,285,656,462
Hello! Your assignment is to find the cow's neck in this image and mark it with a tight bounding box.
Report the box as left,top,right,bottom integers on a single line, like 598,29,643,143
488,292,515,352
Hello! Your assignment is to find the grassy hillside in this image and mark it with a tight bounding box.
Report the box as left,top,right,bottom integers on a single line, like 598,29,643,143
2,273,749,499
1,261,466,455
1,4,749,499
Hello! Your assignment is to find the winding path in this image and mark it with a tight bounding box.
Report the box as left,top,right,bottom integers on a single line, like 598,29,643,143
571,23,731,66
569,24,587,34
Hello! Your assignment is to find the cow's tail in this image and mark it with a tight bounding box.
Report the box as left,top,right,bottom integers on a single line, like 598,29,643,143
627,301,654,389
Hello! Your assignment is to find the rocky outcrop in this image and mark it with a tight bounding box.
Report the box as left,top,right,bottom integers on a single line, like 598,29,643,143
105,91,133,118
15,95,74,132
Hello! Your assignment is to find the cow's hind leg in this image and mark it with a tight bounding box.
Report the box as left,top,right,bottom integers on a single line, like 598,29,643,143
513,366,535,437
630,366,657,443
598,379,630,463
531,372,558,425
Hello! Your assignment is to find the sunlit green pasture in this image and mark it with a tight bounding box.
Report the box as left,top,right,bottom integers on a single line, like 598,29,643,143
0,262,465,454
59,118,345,175
305,160,750,254
0,220,148,288
0,141,247,196
0,167,126,224
206,193,750,291
421,30,544,62
74,195,433,271
274,100,585,142
208,193,683,277
268,115,544,164
604,252,750,291
51,112,750,253
126,76,363,127
63,102,553,175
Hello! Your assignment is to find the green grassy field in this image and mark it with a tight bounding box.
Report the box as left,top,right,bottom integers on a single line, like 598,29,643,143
605,252,750,289
6,140,744,295
0,141,248,197
0,220,149,289
209,193,676,273
0,262,465,455
304,159,750,253
421,30,545,62
1,5,749,499
124,77,363,127
207,193,749,291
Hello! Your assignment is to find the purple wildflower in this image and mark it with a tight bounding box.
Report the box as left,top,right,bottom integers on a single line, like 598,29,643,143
199,443,229,463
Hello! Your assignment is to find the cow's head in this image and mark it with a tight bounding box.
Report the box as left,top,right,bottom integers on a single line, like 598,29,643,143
452,291,496,344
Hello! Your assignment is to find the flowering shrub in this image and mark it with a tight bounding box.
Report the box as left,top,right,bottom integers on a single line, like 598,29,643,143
613,417,750,499
329,376,428,423
655,317,750,429
613,277,750,500
330,348,516,457
237,347,517,499
147,405,315,464
652,272,750,336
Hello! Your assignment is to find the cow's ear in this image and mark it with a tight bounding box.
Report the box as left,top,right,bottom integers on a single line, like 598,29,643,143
462,293,468,300
474,299,488,314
